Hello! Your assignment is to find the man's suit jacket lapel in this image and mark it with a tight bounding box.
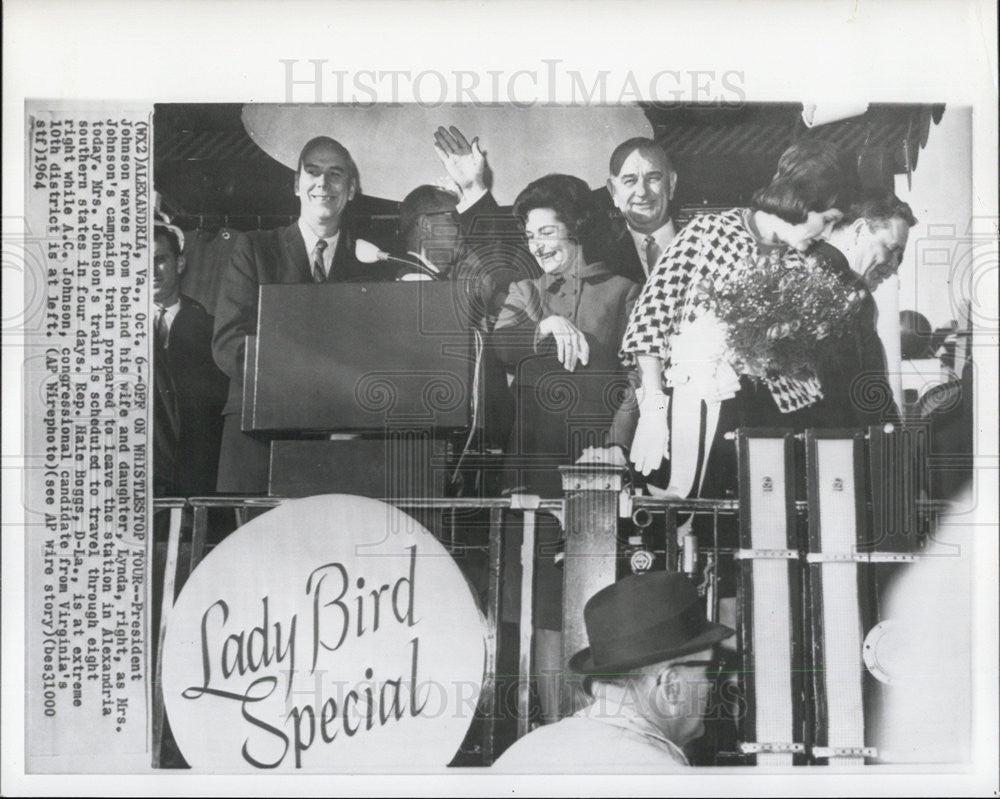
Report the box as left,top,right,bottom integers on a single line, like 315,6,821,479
153,321,181,472
608,227,646,285
278,218,368,283
165,298,190,372
329,226,356,281
280,222,313,283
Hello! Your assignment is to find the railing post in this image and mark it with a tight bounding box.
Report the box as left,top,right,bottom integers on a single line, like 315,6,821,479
151,500,185,768
480,506,504,765
509,493,541,740
557,464,624,718
190,503,209,573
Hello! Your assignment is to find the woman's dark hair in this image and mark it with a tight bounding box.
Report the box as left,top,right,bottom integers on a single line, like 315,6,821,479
751,139,850,224
513,173,598,252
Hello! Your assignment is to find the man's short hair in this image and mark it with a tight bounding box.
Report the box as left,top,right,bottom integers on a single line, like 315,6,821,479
154,224,182,259
296,135,361,190
751,139,850,224
838,189,918,230
513,173,597,245
609,137,675,177
398,185,459,239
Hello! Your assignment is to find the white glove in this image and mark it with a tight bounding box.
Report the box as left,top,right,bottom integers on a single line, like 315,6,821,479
629,389,669,476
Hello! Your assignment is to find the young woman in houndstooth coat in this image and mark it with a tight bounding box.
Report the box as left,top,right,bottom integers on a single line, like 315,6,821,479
619,140,851,554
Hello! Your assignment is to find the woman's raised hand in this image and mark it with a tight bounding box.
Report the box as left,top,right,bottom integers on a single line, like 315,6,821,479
538,315,590,372
432,125,489,198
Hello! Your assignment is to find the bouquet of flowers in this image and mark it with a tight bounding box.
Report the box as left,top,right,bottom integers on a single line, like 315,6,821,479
702,250,867,381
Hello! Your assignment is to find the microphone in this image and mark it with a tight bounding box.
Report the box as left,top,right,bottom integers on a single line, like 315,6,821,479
354,239,440,279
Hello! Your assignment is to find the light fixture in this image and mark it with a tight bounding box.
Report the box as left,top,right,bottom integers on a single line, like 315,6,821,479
801,102,870,128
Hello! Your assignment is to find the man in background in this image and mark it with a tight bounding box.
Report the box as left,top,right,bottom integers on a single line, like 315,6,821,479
604,137,680,285
579,137,681,471
824,189,916,293
393,185,464,280
152,223,228,497
815,189,918,426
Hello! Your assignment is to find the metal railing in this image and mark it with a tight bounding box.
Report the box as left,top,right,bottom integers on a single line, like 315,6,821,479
150,486,952,767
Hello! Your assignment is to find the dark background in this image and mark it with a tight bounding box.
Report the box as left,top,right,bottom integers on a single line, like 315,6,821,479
154,102,944,228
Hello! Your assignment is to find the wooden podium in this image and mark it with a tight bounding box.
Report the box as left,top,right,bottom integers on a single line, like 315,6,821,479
240,281,482,496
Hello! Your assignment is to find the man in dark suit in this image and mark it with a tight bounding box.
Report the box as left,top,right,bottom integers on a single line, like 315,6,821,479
577,138,680,469
813,189,918,426
394,182,535,312
212,136,387,493
603,137,679,285
825,189,916,294
393,169,540,454
153,224,229,497
393,185,466,278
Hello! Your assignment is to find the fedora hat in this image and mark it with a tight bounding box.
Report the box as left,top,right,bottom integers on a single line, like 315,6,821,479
569,571,734,675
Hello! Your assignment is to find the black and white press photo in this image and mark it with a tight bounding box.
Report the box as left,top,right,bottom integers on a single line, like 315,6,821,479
3,2,997,796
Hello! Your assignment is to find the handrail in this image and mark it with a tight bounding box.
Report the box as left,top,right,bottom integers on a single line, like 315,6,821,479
153,495,566,511
153,494,952,515
629,496,952,513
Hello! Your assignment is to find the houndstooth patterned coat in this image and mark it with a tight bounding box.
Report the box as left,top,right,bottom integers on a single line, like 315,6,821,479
619,208,823,413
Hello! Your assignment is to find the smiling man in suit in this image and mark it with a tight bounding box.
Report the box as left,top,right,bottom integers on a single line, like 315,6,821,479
212,136,387,494
603,137,680,285
572,139,680,470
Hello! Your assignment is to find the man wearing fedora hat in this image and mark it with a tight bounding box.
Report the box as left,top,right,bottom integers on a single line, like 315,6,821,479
493,571,734,769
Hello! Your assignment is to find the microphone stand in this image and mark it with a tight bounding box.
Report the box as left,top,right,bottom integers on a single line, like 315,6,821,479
355,238,442,280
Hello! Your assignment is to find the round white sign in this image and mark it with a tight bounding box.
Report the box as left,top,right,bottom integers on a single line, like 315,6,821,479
162,495,486,771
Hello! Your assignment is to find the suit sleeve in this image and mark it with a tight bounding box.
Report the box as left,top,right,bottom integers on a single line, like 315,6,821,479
855,298,900,424
621,281,641,341
212,233,259,383
459,191,540,316
458,191,501,239
491,280,547,367
182,306,230,407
